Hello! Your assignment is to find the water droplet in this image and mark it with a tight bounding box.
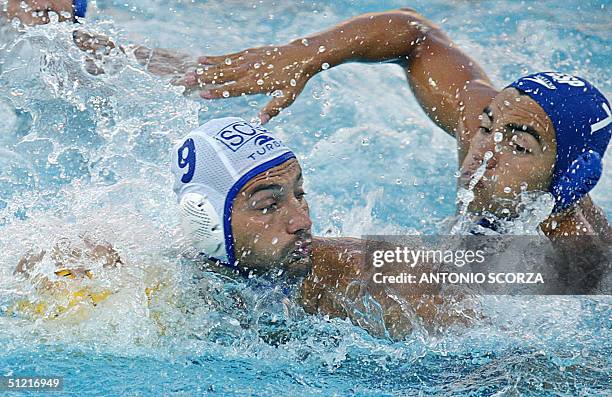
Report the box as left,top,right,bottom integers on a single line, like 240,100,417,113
253,63,261,69
494,132,503,143
361,138,370,146
395,178,403,185
271,90,284,97
196,68,204,75
301,38,309,46
256,79,264,86
503,187,512,194
222,91,230,98
483,151,493,161
318,45,326,53
271,237,279,245
224,58,232,65
290,79,297,87
48,11,59,23
321,62,330,70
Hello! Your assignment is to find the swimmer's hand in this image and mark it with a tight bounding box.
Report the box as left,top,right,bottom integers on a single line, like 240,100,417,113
15,235,122,279
177,42,322,124
72,30,119,75
73,30,196,77
1,0,74,26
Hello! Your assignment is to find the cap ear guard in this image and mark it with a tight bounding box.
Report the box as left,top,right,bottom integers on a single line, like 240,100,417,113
552,150,603,213
180,192,226,259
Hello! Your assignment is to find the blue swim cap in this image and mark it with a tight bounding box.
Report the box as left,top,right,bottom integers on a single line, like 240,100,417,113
508,72,611,213
73,0,88,18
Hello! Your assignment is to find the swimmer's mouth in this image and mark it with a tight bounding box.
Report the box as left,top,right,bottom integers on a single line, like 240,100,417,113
291,239,312,259
459,172,490,191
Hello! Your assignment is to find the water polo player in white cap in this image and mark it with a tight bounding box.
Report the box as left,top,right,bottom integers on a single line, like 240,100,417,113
172,117,468,339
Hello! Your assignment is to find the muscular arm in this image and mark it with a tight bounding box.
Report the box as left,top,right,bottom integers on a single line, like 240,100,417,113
302,8,497,140
181,8,497,155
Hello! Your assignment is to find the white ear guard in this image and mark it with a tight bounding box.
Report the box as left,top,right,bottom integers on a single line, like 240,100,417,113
179,192,225,259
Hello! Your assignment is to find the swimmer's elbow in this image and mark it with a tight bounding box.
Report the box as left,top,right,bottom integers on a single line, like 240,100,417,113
393,8,449,43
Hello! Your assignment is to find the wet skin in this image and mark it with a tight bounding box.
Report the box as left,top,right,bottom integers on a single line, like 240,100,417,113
231,158,313,279
459,88,557,217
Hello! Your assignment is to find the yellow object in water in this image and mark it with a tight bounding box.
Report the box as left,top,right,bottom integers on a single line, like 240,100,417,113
8,286,113,320
10,268,165,323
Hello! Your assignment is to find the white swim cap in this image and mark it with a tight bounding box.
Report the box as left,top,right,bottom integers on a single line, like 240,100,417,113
171,117,296,265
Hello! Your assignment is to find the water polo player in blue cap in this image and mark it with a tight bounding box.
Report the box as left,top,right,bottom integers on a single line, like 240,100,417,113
180,8,611,239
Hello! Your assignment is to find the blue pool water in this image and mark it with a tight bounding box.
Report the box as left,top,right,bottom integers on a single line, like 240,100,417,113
0,0,610,395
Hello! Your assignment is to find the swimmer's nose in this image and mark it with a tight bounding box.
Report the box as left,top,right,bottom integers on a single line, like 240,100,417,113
460,151,499,183
286,204,312,235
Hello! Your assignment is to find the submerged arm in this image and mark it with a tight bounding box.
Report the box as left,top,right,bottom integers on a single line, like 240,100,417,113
73,30,197,76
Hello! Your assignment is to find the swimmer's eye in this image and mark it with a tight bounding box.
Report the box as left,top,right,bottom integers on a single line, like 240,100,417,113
261,203,278,214
478,126,492,135
512,142,531,154
296,191,307,200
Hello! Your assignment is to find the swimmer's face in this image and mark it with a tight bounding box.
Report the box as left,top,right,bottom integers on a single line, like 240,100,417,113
231,158,313,278
2,0,74,26
459,88,557,216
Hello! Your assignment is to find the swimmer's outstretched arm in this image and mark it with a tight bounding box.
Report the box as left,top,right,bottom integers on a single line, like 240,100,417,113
73,30,198,77
179,8,497,135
